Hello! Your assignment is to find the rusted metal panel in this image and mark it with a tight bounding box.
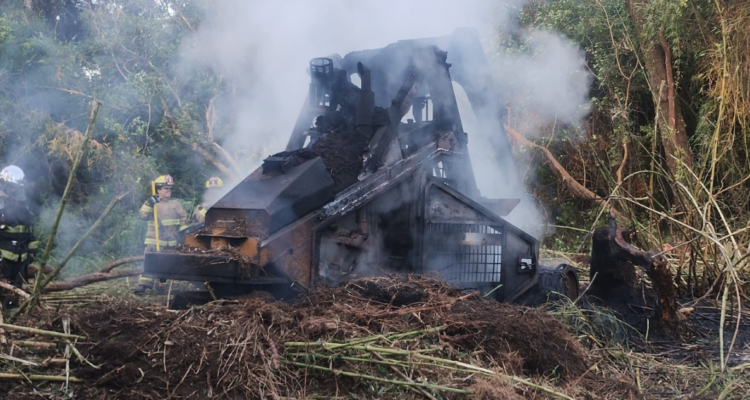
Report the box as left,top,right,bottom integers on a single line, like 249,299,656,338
145,252,243,279
183,235,204,248
238,237,259,259
260,214,318,287
210,237,229,248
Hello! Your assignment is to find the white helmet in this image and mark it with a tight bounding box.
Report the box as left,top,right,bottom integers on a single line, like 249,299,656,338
0,165,25,186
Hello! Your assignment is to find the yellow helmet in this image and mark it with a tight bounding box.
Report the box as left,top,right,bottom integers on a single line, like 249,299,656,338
205,177,224,188
154,174,174,189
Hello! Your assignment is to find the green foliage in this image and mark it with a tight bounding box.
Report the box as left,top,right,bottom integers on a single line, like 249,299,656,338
0,1,235,272
522,0,750,295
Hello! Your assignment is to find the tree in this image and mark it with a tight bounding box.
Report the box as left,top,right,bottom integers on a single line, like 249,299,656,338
624,0,693,179
0,0,244,275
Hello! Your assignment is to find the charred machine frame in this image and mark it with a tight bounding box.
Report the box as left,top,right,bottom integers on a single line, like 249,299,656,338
144,29,579,304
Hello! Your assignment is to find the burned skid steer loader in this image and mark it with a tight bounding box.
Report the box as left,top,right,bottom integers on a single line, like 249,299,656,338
144,29,579,305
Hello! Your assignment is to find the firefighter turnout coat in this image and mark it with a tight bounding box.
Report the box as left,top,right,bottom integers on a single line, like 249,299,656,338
0,190,39,285
139,198,188,248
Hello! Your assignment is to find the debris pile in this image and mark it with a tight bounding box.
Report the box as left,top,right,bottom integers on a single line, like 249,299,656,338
196,217,256,238
265,127,372,194
0,276,640,399
311,129,371,193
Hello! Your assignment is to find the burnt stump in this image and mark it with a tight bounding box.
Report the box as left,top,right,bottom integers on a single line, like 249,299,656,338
588,215,682,337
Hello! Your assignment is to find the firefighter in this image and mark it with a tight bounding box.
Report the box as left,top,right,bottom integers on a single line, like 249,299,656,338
0,165,39,307
192,176,224,223
134,174,188,294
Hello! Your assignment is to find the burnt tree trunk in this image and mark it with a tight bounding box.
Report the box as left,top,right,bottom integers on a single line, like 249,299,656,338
589,214,682,337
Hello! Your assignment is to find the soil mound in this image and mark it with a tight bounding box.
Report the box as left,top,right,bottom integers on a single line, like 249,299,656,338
2,276,591,399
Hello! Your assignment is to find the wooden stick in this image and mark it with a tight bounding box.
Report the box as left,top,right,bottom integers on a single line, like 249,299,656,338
0,373,83,383
43,294,96,299
65,339,101,369
0,323,86,340
10,340,57,348
166,280,173,307
151,180,161,252
42,358,69,367
204,281,217,302
0,303,5,345
0,353,39,366
720,284,728,372
0,281,31,299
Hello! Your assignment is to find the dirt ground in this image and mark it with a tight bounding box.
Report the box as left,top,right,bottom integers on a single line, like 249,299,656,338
0,276,747,399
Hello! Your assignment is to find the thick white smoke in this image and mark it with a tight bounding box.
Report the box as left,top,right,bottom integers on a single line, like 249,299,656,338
179,0,591,237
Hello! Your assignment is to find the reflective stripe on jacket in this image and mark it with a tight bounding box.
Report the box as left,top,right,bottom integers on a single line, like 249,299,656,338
0,191,37,262
139,198,188,247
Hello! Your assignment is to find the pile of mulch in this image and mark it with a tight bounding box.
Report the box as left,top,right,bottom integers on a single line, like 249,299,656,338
311,129,371,193
1,276,640,399
195,216,257,238
261,128,370,193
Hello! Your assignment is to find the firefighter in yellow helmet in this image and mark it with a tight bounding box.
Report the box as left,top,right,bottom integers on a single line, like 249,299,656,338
135,174,188,294
192,176,224,223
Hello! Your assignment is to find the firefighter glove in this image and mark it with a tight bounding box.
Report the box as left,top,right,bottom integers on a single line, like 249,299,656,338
147,195,159,206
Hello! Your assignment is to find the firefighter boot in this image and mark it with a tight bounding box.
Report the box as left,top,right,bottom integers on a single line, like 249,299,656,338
133,284,150,295
134,275,155,294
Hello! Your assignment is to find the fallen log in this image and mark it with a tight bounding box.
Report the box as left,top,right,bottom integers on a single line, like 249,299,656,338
43,269,142,293
31,255,141,277
27,256,143,292
100,256,144,273
28,264,55,278
588,212,681,337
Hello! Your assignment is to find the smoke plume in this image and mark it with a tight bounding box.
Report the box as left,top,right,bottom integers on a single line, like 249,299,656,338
179,0,591,237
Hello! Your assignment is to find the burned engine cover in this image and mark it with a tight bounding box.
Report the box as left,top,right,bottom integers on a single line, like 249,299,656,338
207,157,334,237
